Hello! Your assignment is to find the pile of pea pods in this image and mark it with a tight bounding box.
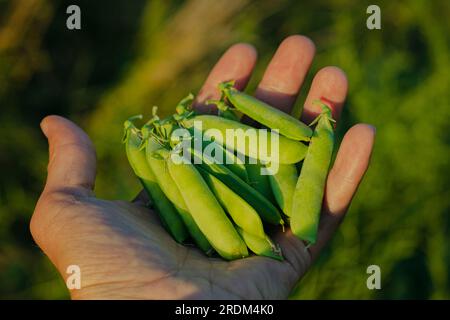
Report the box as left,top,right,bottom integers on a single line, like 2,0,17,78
123,80,335,261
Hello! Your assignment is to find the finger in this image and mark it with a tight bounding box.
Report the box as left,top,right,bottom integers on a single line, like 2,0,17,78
194,43,257,113
308,124,376,260
302,66,348,124
254,35,315,113
41,115,96,196
271,228,312,279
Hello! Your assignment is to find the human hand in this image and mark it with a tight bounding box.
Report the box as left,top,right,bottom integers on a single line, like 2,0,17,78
30,35,375,299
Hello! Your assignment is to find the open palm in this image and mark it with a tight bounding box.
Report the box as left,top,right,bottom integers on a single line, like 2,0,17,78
31,35,375,299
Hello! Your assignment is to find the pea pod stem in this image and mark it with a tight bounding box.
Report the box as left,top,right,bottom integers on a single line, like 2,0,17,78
206,99,240,122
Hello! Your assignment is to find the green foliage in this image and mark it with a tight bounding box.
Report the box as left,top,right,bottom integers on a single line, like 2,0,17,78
0,0,448,299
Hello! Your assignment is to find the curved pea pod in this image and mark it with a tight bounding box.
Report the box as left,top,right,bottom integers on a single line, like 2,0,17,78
190,147,284,226
291,105,335,244
123,121,188,243
182,115,308,164
197,130,248,182
197,167,266,239
146,148,213,255
268,164,298,218
167,156,248,260
246,161,276,204
219,143,249,183
219,81,312,141
236,227,283,261
173,126,249,182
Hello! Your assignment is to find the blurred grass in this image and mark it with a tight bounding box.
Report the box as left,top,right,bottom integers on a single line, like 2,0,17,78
0,0,449,299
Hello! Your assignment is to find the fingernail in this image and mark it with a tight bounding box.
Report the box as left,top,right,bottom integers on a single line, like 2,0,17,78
40,117,49,137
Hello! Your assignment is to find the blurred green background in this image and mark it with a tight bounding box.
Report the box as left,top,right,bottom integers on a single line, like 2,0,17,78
0,0,449,299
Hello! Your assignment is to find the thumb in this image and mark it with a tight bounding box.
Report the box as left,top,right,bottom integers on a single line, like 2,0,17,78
41,115,96,196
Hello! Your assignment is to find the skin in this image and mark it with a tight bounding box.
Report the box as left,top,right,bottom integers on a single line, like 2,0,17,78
30,35,375,299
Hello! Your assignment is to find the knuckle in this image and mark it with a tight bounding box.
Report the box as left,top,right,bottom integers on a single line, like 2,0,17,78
29,190,81,246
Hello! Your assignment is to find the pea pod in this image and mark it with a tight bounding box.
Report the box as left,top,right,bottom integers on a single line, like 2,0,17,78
236,227,283,261
246,161,276,204
146,147,213,255
167,156,248,260
189,146,284,226
291,104,335,244
181,115,308,164
219,81,312,141
191,127,248,182
207,99,240,122
123,118,188,243
268,164,298,217
215,141,249,182
197,167,266,238
169,122,249,182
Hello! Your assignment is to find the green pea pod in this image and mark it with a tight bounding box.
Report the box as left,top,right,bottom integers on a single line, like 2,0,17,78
171,125,249,182
220,109,240,122
146,147,214,255
190,146,284,226
123,120,188,243
181,115,308,164
167,156,248,260
218,142,249,183
291,104,335,244
206,99,240,122
246,161,276,204
236,227,283,261
194,128,249,182
197,167,266,238
268,164,298,218
219,81,312,141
